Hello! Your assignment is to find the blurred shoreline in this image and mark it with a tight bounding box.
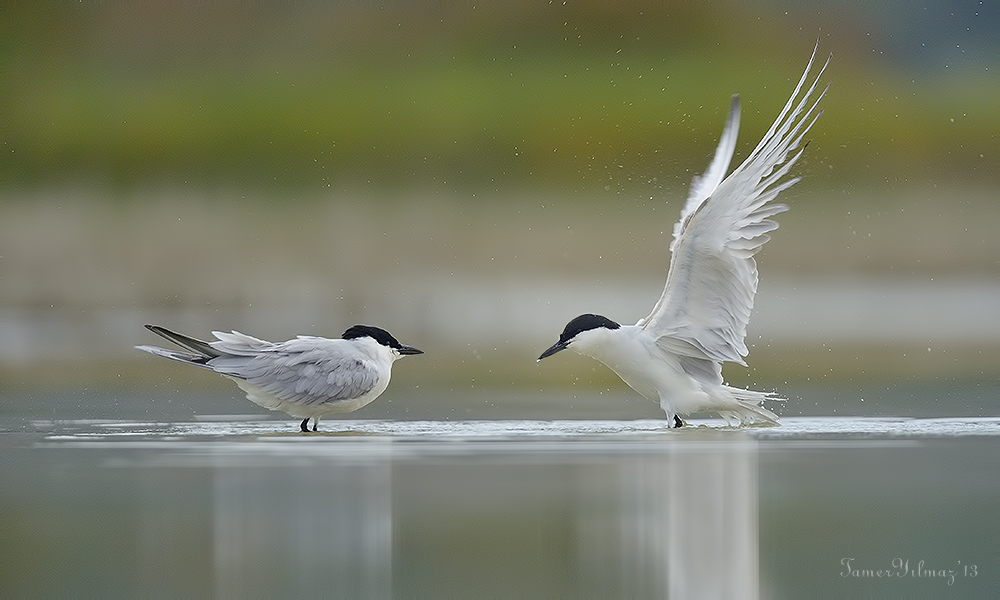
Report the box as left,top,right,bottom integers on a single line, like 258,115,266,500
2,187,999,387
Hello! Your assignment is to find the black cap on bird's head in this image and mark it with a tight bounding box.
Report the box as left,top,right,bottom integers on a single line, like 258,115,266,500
537,313,620,360
342,325,423,355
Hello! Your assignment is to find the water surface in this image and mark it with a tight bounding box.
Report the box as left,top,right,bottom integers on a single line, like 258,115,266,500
3,410,997,598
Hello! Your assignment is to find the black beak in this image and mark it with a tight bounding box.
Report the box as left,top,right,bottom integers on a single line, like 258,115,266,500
399,345,423,356
537,340,568,361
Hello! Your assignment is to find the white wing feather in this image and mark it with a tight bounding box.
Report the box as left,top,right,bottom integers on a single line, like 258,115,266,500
671,94,741,253
640,42,829,366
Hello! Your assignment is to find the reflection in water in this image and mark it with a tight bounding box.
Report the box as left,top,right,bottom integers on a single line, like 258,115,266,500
212,462,392,599
575,440,757,599
202,436,758,598
7,418,1000,597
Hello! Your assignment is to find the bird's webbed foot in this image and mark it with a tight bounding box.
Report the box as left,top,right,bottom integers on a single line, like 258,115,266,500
672,415,684,428
300,418,311,433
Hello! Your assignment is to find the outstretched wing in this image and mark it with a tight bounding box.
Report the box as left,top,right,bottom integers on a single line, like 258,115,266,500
206,333,382,406
671,94,741,253
640,42,829,365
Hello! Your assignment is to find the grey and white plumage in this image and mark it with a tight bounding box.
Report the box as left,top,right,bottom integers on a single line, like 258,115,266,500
137,323,422,431
538,43,829,427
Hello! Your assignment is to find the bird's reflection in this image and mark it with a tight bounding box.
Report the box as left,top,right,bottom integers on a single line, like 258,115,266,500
574,438,758,598
208,436,758,598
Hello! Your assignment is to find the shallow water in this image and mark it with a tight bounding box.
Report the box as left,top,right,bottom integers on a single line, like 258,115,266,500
2,412,998,598
24,414,1000,443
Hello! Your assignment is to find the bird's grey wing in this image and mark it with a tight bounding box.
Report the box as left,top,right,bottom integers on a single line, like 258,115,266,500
641,42,829,365
208,338,381,406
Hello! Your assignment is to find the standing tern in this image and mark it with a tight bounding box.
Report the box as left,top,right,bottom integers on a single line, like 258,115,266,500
538,44,829,427
137,323,422,431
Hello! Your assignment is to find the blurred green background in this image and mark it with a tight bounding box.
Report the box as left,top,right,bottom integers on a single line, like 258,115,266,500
1,1,998,414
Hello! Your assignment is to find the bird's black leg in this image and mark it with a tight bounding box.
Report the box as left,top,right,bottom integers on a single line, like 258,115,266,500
311,420,318,432
300,418,311,433
673,415,684,428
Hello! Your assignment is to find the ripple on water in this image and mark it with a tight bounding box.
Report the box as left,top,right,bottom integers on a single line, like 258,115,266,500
30,415,1000,447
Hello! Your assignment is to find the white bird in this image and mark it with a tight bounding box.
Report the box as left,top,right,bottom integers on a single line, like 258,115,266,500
137,323,422,431
538,43,829,428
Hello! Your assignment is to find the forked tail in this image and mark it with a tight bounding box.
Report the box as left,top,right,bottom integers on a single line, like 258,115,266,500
134,324,220,368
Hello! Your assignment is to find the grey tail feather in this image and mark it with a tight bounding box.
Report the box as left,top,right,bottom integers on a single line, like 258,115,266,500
143,324,221,358
134,344,213,368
